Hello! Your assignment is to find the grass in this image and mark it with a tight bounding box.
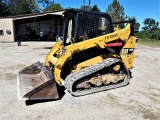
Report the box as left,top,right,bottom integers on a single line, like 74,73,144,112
137,38,160,47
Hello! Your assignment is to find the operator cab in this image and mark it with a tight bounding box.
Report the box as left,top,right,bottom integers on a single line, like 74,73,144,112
62,9,114,46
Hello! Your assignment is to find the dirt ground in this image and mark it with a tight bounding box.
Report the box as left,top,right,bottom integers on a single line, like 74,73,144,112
0,42,160,120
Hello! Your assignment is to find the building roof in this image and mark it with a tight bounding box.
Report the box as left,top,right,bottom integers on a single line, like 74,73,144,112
0,9,66,20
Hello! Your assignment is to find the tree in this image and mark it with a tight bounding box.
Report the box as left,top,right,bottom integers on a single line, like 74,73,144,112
139,18,160,40
38,0,52,7
43,2,62,12
125,15,140,32
142,18,159,31
80,5,92,10
7,0,39,15
92,4,101,12
106,0,125,28
0,0,9,16
136,18,160,40
134,22,140,32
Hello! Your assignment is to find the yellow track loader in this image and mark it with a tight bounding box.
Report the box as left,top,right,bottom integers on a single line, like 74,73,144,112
17,9,136,100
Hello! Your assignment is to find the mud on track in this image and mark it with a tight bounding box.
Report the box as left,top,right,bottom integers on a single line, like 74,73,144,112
0,42,160,120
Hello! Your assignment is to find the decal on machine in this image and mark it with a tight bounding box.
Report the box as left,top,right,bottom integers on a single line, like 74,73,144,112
121,48,134,55
106,33,118,39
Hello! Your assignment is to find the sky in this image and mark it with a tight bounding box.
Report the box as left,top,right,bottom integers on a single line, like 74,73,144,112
47,0,160,28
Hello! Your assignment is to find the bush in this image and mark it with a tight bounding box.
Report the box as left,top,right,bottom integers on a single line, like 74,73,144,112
135,29,160,41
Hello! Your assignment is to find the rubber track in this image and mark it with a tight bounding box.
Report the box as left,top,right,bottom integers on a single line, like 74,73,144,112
64,58,130,96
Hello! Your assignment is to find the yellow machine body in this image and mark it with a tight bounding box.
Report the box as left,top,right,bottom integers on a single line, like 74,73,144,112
45,24,136,86
18,9,136,100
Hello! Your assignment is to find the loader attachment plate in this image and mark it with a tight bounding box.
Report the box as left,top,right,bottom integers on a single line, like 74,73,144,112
17,62,59,100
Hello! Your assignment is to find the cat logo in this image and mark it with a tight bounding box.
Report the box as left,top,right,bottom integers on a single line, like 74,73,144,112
106,33,118,39
121,48,134,56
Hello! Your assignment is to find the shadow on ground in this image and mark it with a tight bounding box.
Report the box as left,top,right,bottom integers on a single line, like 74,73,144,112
42,47,53,49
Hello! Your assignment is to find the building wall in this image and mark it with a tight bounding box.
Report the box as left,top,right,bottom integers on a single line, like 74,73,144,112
0,18,14,42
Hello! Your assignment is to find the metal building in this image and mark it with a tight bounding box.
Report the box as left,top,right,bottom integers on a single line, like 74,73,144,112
0,9,65,43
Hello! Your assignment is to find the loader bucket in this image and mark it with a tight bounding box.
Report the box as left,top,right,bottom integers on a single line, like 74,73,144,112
17,62,59,100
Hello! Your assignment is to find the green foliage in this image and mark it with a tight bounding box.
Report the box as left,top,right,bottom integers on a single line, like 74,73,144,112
38,0,53,7
7,0,39,15
79,4,100,12
151,29,160,40
136,29,160,40
136,18,160,43
137,38,160,46
125,16,140,32
134,22,140,32
106,0,125,28
43,2,62,12
0,0,9,16
142,18,159,31
92,4,101,12
80,5,92,10
106,0,125,21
